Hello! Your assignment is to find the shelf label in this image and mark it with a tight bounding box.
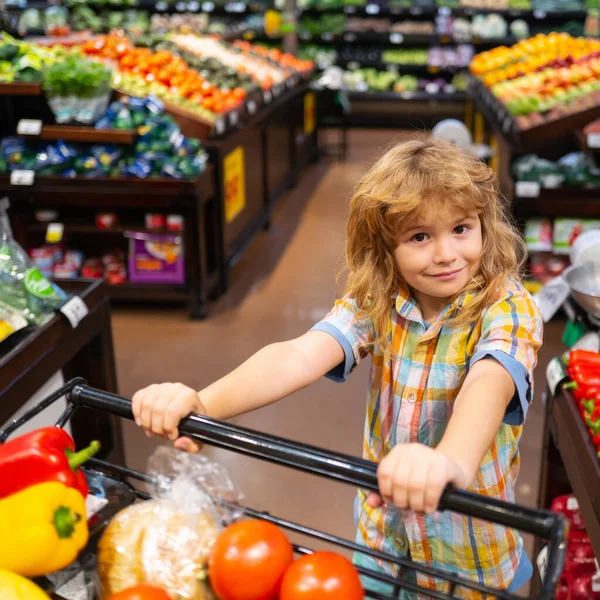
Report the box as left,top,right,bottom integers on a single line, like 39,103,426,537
201,1,215,10
187,1,200,9
587,133,600,148
223,146,246,224
344,5,356,12
536,546,549,583
428,66,440,74
46,222,64,244
10,170,34,186
546,357,567,396
438,6,451,14
86,494,109,519
60,295,89,329
247,100,257,114
390,33,404,44
304,91,316,136
156,1,168,10
534,275,571,323
533,9,546,18
365,3,380,13
264,89,272,103
215,119,226,135
17,119,42,136
229,111,239,126
344,32,357,42
322,32,334,41
515,180,540,197
176,1,186,10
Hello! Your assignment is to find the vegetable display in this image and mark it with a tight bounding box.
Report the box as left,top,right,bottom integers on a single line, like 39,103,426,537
0,569,52,600
0,34,56,83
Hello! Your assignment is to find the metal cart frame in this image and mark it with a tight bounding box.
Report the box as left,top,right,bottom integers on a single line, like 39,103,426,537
0,378,569,600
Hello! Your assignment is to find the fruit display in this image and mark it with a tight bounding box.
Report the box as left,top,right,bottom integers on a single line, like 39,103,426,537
71,7,151,34
391,20,435,34
0,34,56,83
300,13,346,35
381,48,429,65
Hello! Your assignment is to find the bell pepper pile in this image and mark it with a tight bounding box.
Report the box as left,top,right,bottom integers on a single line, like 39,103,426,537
565,349,600,458
0,427,99,577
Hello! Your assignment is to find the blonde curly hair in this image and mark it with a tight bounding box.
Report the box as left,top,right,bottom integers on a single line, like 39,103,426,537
343,136,526,349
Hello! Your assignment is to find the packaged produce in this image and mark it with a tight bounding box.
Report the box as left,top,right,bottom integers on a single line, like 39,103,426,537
96,446,243,599
0,199,68,326
524,218,553,251
126,232,185,284
553,219,600,254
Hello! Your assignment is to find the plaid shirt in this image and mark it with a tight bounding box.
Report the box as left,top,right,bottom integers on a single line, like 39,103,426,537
313,277,543,597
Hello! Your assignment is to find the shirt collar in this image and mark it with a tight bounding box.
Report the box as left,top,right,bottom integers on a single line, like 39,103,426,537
394,285,476,325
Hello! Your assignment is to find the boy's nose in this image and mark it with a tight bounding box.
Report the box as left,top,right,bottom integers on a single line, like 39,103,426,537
433,238,457,264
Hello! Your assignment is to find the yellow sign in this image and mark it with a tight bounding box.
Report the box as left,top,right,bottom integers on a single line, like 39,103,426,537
304,92,316,136
223,146,246,224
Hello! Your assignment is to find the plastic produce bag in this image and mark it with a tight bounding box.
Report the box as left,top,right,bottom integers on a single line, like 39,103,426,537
96,446,244,599
558,152,600,187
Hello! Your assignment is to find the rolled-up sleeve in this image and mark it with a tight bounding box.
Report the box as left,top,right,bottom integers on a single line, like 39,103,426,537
311,297,375,383
469,287,543,425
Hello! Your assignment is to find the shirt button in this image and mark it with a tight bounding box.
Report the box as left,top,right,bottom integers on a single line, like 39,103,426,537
407,393,416,403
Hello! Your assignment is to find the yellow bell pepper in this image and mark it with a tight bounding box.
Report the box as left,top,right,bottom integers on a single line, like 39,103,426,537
0,568,52,599
0,481,88,577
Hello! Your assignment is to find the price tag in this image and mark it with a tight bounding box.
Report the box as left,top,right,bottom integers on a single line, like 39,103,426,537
365,3,380,13
533,275,571,323
439,5,451,14
264,89,272,103
533,9,546,18
428,66,440,74
536,546,549,582
187,1,200,9
60,296,89,329
587,133,600,148
515,180,540,197
322,32,334,41
409,6,423,14
176,1,186,10
344,5,356,12
156,1,168,10
17,119,42,136
215,119,226,134
10,170,34,186
566,496,579,511
390,33,404,44
229,111,239,126
247,100,257,114
45,222,64,244
344,32,357,42
201,0,214,9
86,494,109,519
546,357,567,396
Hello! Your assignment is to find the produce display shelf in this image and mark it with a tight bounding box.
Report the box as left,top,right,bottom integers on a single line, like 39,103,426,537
513,186,600,218
299,4,587,18
20,124,137,145
299,32,516,46
0,82,42,96
347,89,467,101
337,59,466,72
468,75,600,151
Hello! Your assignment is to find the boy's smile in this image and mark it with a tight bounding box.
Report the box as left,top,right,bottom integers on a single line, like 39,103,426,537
394,202,483,322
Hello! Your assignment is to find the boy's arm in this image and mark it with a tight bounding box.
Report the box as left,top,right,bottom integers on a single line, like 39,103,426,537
132,330,345,442
436,357,516,484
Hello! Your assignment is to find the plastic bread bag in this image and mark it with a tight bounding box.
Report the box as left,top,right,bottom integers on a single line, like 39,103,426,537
96,446,244,600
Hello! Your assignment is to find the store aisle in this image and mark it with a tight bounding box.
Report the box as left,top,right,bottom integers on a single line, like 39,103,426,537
112,129,563,577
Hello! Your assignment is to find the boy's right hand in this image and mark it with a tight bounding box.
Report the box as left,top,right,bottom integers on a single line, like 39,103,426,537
131,383,206,453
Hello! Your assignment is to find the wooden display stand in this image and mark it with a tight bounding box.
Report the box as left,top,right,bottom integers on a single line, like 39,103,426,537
0,279,124,464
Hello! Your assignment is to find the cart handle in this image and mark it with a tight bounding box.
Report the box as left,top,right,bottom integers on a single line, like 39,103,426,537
69,385,567,541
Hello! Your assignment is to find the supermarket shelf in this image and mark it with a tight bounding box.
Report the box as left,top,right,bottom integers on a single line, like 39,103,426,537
347,89,467,101
20,124,136,144
0,82,42,96
28,223,176,236
70,0,262,12
514,186,600,218
106,282,189,302
299,4,588,18
337,59,467,72
299,31,514,46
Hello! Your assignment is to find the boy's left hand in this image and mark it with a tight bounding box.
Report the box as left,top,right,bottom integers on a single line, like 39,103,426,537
368,443,471,514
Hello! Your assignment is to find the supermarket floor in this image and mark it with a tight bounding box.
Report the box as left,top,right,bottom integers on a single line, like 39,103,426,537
112,129,564,595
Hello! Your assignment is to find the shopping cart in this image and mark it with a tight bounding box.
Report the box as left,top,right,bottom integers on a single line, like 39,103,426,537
0,378,569,600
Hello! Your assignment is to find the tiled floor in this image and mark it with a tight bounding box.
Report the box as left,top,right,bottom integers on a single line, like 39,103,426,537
111,129,565,595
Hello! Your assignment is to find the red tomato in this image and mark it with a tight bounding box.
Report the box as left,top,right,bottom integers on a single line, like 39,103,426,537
109,585,171,600
280,552,364,600
209,519,293,600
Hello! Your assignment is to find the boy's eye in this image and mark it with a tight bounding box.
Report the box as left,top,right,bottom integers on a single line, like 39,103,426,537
412,233,428,242
454,225,469,235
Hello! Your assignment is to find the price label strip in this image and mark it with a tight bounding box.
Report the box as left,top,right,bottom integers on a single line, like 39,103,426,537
60,296,89,329
17,119,42,136
46,222,64,244
10,170,35,186
587,133,600,148
515,180,540,198
546,357,567,397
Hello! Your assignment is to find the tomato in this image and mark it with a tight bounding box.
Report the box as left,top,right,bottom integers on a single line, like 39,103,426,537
280,552,363,600
109,584,171,600
209,520,293,600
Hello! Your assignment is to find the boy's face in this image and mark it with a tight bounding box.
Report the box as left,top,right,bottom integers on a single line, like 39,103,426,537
394,202,483,310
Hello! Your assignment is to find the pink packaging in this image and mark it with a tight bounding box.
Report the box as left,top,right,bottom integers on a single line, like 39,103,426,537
125,232,185,285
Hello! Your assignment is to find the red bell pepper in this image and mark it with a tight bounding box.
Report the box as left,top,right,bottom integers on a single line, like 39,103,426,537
570,349,600,369
564,382,600,402
0,427,100,499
